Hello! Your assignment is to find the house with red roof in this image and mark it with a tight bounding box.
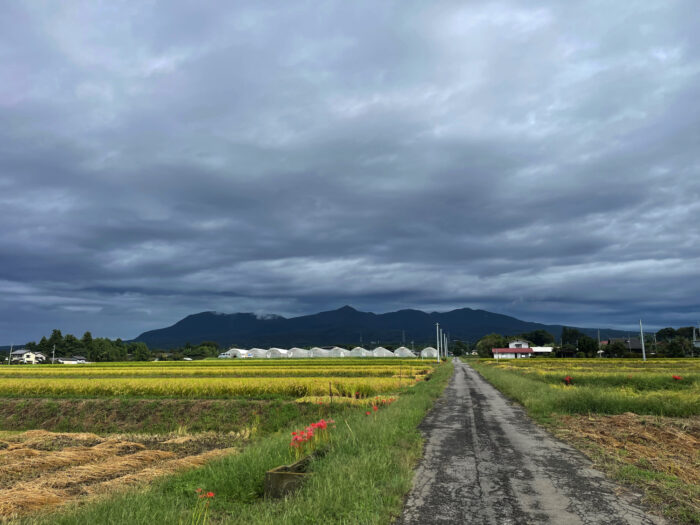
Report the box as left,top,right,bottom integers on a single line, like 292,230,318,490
492,348,533,359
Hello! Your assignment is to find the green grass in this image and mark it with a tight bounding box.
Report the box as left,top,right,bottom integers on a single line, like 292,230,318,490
0,398,342,434
22,363,453,525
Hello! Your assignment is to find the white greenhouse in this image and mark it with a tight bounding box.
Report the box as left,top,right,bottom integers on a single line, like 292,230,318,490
372,347,395,357
218,348,248,359
288,347,311,358
247,348,268,358
310,347,330,358
348,347,371,357
267,348,289,358
328,347,347,358
394,347,417,358
420,347,438,359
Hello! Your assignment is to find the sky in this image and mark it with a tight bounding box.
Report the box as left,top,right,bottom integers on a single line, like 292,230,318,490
2,1,699,344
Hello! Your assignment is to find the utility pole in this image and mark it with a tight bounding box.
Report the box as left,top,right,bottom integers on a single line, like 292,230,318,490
52,344,56,365
402,330,405,345
640,320,646,362
8,344,12,365
436,323,440,363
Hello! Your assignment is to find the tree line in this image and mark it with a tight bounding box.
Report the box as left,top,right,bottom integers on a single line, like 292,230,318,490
471,326,698,358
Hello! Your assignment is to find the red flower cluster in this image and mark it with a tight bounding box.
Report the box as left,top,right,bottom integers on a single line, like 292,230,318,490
195,488,215,499
672,375,683,381
563,375,573,385
290,419,335,448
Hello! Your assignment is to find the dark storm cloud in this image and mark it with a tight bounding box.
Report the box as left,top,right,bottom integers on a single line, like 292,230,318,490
2,0,699,343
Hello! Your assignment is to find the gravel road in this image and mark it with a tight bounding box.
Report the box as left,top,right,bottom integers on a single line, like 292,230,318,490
399,360,665,525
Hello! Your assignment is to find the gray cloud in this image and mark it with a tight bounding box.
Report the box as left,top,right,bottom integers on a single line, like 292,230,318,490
2,0,699,343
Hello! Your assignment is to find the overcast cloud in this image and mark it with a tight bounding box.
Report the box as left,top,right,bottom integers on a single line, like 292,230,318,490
2,1,699,343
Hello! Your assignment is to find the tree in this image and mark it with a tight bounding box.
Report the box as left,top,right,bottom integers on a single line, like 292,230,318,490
577,335,598,357
63,334,83,356
476,333,507,357
129,342,151,361
519,330,555,346
666,336,690,357
81,331,94,356
451,340,470,356
656,327,676,341
48,329,67,357
561,327,586,346
606,341,627,358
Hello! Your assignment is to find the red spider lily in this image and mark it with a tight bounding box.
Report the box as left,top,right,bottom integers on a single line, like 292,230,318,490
196,488,203,494
366,411,371,415
672,375,683,381
206,492,215,498
372,405,378,412
563,375,573,385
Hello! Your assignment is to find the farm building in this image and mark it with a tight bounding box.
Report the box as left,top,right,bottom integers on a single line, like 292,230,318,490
531,346,554,355
420,347,438,359
58,355,87,364
508,340,529,349
372,347,395,357
492,348,533,359
288,347,310,358
394,347,417,358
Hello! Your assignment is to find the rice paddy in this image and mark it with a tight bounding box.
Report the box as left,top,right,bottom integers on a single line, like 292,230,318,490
0,429,242,519
0,358,438,521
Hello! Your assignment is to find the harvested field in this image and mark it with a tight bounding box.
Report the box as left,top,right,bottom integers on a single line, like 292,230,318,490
554,413,700,523
0,429,242,520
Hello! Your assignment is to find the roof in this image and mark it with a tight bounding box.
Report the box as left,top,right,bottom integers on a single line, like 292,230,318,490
492,348,533,354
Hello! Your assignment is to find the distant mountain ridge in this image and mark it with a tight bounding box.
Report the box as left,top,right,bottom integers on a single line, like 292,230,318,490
134,305,628,349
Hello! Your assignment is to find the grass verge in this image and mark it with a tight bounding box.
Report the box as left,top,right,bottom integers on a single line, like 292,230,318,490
21,363,453,525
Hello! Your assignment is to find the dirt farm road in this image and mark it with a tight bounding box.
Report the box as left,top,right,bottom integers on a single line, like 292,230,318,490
399,360,664,525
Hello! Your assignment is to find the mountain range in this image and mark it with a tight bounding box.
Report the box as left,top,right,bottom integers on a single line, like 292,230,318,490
134,306,629,349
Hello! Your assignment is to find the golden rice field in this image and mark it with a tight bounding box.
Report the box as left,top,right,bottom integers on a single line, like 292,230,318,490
473,358,699,417
0,359,434,398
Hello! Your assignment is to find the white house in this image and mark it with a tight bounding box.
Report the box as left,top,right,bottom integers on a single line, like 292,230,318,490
10,349,46,364
508,340,530,349
492,348,533,359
